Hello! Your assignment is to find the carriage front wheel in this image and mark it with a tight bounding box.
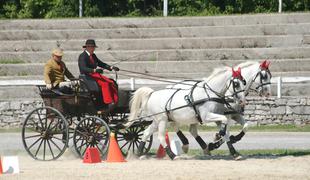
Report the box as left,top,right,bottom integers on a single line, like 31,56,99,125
73,116,110,159
22,106,69,161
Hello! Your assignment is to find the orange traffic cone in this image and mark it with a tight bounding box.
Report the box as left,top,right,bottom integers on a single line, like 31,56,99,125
0,156,2,175
106,133,126,162
156,132,170,159
83,147,102,163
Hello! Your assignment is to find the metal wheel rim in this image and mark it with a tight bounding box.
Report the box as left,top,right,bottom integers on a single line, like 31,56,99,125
21,106,68,161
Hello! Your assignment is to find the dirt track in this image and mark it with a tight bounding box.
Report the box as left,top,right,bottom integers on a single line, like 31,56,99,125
2,153,310,180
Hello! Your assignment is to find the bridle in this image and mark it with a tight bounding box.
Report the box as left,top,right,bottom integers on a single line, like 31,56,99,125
247,68,272,95
226,77,247,99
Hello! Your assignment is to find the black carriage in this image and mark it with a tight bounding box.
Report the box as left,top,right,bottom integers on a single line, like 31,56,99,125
21,76,153,161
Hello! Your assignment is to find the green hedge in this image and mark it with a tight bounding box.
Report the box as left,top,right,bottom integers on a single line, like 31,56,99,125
0,0,309,18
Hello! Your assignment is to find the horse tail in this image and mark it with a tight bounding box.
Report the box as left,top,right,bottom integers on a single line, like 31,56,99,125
125,87,154,127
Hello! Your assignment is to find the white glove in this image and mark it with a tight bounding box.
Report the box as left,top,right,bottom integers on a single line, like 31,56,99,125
46,84,52,89
59,81,71,88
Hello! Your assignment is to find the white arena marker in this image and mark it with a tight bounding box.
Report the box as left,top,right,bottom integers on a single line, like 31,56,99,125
2,156,20,174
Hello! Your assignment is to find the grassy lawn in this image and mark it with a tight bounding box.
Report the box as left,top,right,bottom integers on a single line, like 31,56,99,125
170,124,310,132
0,59,25,64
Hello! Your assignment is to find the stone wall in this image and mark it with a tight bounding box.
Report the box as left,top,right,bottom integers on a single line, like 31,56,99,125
244,97,310,126
0,97,310,128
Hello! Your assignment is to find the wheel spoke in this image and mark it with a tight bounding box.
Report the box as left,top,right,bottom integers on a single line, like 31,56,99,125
120,141,129,149
34,138,44,157
36,109,44,130
27,137,42,150
50,139,62,152
47,140,55,159
43,139,47,160
24,134,42,139
95,144,105,156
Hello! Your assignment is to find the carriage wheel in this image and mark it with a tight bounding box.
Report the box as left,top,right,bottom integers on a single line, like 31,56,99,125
115,124,153,156
73,116,110,159
22,106,68,161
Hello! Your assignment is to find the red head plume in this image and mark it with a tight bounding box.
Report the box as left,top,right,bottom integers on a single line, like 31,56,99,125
232,67,243,79
260,60,270,70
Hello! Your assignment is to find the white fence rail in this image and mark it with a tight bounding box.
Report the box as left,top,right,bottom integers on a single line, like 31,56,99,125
0,76,309,97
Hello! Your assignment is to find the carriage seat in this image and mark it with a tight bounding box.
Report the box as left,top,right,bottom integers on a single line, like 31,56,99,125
79,74,104,107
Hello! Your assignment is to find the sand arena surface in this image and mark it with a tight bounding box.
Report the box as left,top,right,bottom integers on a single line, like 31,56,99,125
2,152,310,180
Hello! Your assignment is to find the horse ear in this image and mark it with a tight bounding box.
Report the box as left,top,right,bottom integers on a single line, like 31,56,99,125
266,60,270,68
232,67,237,78
238,67,241,75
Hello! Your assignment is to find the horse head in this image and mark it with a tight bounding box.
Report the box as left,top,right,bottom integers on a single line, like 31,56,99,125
256,60,272,97
227,67,247,107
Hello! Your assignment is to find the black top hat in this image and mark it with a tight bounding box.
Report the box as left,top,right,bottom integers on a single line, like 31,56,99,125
83,39,98,48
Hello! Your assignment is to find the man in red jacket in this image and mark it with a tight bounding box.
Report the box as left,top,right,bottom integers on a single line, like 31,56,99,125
78,39,119,108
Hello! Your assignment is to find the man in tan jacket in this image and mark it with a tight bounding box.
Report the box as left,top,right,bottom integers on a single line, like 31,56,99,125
44,48,75,91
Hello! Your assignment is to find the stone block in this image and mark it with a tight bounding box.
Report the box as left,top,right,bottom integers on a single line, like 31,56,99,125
254,110,269,115
0,102,10,111
270,106,286,115
291,106,310,115
300,98,307,105
275,99,287,105
263,100,274,105
245,105,256,110
10,101,21,110
286,106,293,115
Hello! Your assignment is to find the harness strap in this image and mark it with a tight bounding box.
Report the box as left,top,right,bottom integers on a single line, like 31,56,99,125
165,89,181,121
184,81,203,124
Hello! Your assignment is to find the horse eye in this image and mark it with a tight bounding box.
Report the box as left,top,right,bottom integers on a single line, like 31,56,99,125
233,81,240,88
242,79,246,85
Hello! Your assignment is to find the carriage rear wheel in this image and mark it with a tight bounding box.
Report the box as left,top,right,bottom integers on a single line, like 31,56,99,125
73,116,110,159
115,124,153,156
22,106,69,161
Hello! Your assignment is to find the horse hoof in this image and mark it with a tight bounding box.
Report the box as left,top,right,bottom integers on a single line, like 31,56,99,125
233,154,243,161
139,155,147,160
173,156,181,160
182,144,189,154
203,148,211,155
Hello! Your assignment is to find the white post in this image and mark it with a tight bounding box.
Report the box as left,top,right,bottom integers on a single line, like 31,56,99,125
130,78,135,90
278,0,282,13
277,76,282,98
79,0,83,17
163,0,168,17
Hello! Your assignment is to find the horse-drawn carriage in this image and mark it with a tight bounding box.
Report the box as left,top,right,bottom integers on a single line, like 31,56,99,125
22,60,272,161
21,75,153,161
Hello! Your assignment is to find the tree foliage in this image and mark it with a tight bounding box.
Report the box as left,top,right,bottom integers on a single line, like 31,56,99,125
0,0,309,19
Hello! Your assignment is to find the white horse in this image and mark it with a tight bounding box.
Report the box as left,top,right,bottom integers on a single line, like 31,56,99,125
126,66,247,160
174,60,272,159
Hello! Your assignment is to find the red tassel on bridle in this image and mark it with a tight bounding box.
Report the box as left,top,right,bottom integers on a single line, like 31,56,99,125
260,60,270,70
232,67,243,79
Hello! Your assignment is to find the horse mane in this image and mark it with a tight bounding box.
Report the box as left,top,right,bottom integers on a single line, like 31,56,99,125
204,66,230,82
235,61,258,69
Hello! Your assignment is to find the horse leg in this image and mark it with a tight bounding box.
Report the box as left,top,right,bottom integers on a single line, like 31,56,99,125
157,120,177,160
171,122,190,153
229,114,248,144
203,113,228,152
189,124,210,155
176,130,189,153
223,120,242,159
137,121,157,156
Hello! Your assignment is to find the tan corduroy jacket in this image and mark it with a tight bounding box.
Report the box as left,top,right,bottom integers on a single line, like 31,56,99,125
44,58,75,87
